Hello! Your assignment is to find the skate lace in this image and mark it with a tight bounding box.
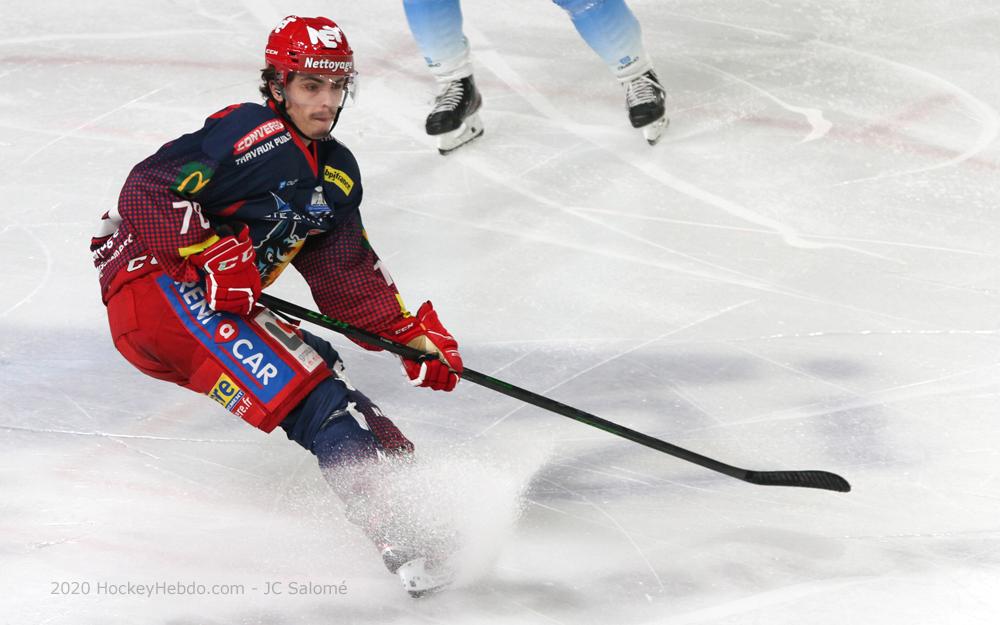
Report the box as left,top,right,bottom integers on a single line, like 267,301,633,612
430,80,465,114
625,74,662,107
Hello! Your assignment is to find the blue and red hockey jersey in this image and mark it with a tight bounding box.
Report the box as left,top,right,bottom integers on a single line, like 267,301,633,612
91,100,407,333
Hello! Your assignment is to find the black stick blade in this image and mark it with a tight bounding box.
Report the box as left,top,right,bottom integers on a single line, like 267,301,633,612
744,470,851,492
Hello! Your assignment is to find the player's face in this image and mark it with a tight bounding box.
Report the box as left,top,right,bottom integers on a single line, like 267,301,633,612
281,74,348,139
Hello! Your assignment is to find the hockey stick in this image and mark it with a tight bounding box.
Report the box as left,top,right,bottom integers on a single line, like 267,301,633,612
259,293,851,493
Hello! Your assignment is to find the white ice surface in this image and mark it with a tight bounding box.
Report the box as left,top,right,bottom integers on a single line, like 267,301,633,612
2,1,1000,623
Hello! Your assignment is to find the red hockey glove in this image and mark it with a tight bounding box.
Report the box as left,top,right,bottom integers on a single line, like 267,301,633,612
384,301,463,391
189,226,261,316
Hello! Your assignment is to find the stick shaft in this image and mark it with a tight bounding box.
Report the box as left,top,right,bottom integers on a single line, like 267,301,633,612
258,293,850,492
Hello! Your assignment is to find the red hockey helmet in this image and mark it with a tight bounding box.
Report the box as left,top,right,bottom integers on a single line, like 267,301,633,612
265,16,356,81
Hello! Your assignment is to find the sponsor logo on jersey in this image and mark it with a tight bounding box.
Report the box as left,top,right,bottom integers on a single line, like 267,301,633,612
323,166,354,195
209,373,246,411
173,281,222,326
171,161,214,196
215,321,239,343
234,120,287,155
125,254,159,273
234,133,291,165
159,278,297,398
93,232,134,278
253,309,324,372
301,57,353,72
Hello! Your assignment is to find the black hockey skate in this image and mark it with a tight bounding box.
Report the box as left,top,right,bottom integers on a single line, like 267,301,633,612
623,70,669,145
425,75,484,155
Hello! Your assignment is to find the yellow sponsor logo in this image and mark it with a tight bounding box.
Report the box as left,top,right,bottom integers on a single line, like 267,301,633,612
209,373,244,410
323,166,354,195
171,161,214,196
177,170,211,194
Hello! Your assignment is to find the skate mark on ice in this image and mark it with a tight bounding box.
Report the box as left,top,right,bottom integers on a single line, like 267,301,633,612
171,450,268,479
489,588,572,625
723,328,1000,344
697,362,1000,430
866,6,1000,43
728,342,862,395
538,476,665,593
683,56,831,143
548,460,657,487
390,184,917,330
0,424,256,445
0,29,234,46
657,577,873,625
22,87,167,163
570,207,995,258
566,204,900,279
526,498,675,548
0,225,52,318
656,12,804,41
551,206,944,327
659,12,1000,184
477,300,754,436
368,51,960,328
485,308,592,378
465,30,869,256
386,200,781,291
364,74,938,329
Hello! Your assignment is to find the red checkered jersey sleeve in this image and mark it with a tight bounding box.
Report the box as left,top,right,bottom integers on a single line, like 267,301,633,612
114,104,252,283
292,208,407,341
116,153,218,283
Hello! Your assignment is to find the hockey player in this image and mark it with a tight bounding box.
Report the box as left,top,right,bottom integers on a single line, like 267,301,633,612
402,0,669,152
91,15,460,597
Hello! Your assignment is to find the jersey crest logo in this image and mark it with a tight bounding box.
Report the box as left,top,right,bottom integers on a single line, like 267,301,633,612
306,186,332,217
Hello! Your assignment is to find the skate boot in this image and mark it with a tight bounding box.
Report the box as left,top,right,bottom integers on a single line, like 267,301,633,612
425,75,484,155
381,545,455,598
623,70,669,145
350,497,459,598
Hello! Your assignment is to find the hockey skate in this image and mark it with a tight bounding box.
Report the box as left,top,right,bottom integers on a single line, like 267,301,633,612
623,70,669,145
425,75,484,155
341,480,459,598
382,545,455,598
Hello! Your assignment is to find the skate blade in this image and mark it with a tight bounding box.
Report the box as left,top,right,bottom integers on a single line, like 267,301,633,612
641,115,670,146
397,557,454,598
437,114,484,155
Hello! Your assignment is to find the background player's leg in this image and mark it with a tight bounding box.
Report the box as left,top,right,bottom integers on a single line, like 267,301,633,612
403,0,484,153
553,0,668,143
